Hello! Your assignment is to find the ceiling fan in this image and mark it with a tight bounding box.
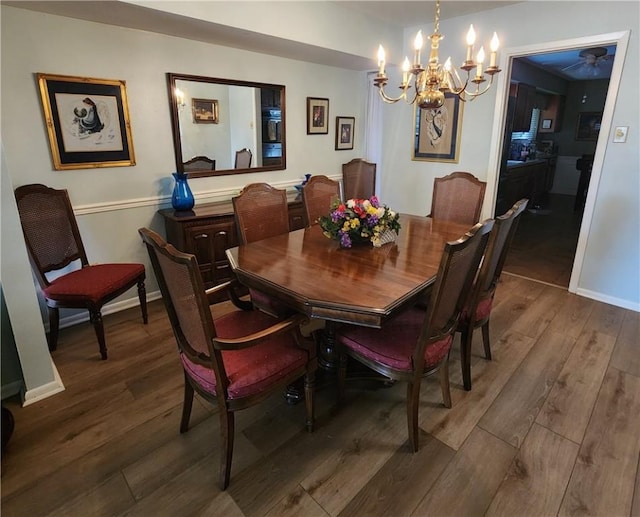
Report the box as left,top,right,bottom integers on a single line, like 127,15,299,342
561,47,613,77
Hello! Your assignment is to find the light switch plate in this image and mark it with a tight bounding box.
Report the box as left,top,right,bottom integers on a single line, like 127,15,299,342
613,126,628,143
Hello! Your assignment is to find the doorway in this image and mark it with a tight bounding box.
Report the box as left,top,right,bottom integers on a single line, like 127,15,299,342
486,31,630,292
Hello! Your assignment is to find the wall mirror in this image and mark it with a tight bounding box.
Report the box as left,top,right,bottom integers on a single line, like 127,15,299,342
167,73,286,178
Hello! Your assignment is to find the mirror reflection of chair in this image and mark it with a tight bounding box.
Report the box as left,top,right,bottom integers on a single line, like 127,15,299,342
14,184,147,360
138,227,316,490
183,155,215,172
342,158,376,200
458,198,529,391
234,148,252,169
232,183,293,317
430,172,487,225
301,175,341,226
335,218,494,452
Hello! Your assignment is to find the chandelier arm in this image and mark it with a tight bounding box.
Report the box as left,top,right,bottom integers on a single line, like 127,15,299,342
377,84,408,104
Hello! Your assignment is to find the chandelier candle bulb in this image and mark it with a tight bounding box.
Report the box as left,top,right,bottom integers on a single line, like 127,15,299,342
377,45,386,76
490,33,499,67
476,47,485,78
414,31,423,66
466,25,476,62
402,57,411,85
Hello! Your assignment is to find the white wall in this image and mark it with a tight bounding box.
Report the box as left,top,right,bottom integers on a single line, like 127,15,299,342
1,5,369,400
381,1,639,310
2,1,639,400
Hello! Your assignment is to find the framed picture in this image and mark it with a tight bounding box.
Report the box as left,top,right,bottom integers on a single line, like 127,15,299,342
335,116,355,150
541,118,552,129
576,111,602,141
37,73,135,170
192,98,219,124
413,93,463,163
307,97,329,134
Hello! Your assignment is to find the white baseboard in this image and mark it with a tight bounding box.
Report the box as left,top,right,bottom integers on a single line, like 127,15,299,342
22,360,65,406
574,287,640,312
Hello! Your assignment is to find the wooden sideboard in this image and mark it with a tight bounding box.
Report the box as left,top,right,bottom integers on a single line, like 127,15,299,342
158,191,305,291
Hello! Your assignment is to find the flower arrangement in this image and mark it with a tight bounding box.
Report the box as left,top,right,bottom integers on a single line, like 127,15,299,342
318,196,401,248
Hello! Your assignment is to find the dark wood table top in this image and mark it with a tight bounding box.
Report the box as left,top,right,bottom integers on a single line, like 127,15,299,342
226,214,471,327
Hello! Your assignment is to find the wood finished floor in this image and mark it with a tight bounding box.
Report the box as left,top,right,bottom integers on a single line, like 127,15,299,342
503,193,583,288
2,274,639,516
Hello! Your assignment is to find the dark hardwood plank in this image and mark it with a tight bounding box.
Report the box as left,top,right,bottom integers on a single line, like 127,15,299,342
412,427,516,517
478,327,575,448
2,280,638,517
486,423,579,516
559,367,640,517
536,328,616,444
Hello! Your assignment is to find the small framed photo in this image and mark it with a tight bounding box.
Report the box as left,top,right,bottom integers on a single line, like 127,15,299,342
413,92,463,163
37,73,136,170
576,111,602,141
192,98,219,124
335,116,355,150
307,97,329,134
541,118,552,129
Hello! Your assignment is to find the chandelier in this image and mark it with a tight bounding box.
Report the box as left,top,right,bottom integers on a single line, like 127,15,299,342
374,0,501,110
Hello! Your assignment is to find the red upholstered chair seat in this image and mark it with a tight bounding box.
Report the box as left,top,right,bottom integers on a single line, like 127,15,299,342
337,306,454,371
181,309,308,399
44,264,145,303
459,297,493,325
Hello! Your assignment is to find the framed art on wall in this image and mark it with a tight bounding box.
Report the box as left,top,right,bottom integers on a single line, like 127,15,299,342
192,98,219,124
412,92,463,163
335,116,355,150
37,73,135,170
575,111,602,141
307,97,329,134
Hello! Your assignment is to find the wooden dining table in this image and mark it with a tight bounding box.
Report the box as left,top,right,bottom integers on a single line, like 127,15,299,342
226,214,472,371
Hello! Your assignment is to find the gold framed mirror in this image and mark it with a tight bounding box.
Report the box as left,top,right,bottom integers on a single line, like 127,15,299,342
167,73,286,178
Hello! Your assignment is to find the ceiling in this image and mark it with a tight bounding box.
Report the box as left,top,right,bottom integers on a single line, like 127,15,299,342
3,1,615,80
519,46,616,81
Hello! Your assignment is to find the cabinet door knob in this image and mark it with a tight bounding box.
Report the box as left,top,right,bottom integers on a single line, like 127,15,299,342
195,233,208,239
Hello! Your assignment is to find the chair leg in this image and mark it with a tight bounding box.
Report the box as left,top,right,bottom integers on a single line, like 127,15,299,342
337,351,348,404
180,375,194,433
460,327,473,391
406,381,421,452
481,321,492,360
440,360,452,409
304,370,316,433
219,410,235,491
89,309,108,360
137,279,148,324
47,307,59,351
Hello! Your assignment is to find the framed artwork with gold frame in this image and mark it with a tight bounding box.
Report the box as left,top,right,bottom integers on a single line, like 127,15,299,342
37,73,135,170
412,93,463,163
192,98,219,124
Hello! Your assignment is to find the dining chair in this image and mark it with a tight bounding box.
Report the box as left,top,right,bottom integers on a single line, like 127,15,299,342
14,184,147,359
430,171,487,225
232,183,293,317
183,155,216,172
301,174,341,226
336,218,494,452
342,158,376,200
458,198,529,390
138,227,316,490
234,148,252,168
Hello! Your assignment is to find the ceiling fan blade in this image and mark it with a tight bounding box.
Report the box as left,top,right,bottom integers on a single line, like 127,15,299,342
561,61,583,72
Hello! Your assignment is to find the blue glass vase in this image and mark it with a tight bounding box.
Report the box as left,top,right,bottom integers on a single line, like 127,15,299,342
171,172,194,211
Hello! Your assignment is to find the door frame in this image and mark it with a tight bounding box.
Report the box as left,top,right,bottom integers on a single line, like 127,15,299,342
484,30,630,293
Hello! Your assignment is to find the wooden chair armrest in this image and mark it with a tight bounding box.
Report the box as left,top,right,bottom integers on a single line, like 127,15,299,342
213,313,308,350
